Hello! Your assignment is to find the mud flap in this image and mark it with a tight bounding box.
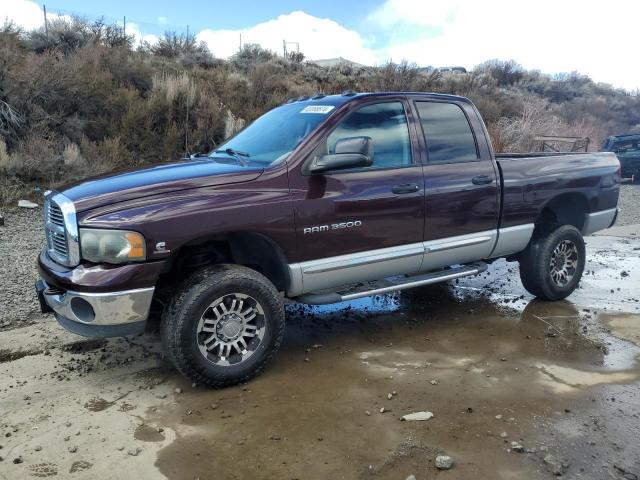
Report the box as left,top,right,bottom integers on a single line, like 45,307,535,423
35,279,53,314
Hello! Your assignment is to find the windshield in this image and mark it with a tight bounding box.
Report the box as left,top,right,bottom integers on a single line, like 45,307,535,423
212,102,339,165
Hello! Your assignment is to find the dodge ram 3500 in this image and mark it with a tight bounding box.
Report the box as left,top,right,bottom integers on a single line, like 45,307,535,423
36,92,620,387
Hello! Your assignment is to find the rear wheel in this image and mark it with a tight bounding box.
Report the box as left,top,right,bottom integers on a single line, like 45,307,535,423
161,264,285,388
518,225,586,301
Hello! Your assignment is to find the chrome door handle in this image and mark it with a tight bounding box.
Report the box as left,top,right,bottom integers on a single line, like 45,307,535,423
471,175,493,185
392,183,420,194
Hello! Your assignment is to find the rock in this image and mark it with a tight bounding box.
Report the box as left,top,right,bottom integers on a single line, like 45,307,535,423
174,388,182,394
401,411,433,421
155,393,167,399
18,200,38,209
128,447,142,456
406,475,417,480
387,393,393,400
435,455,454,470
68,446,78,453
429,380,438,385
379,407,386,413
500,431,508,438
495,415,503,420
365,410,371,416
34,445,42,451
511,441,524,453
13,456,23,464
543,454,568,476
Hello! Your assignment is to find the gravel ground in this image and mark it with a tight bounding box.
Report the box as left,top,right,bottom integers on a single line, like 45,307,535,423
618,183,640,225
0,207,44,329
0,183,638,330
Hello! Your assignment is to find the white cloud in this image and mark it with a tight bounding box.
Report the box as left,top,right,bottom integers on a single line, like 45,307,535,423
197,11,376,65
126,22,159,46
157,16,167,25
0,0,68,30
2,1,637,91
368,0,640,91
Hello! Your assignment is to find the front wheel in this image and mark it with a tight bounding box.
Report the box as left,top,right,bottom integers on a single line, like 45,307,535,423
518,225,586,301
161,264,285,388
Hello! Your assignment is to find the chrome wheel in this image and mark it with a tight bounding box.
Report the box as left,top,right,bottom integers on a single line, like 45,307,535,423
196,293,266,366
549,240,579,287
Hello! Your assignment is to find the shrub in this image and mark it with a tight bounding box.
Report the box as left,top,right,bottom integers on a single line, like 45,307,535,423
1,16,640,204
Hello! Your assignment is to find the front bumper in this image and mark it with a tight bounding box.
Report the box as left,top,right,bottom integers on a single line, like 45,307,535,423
37,279,154,337
36,248,164,338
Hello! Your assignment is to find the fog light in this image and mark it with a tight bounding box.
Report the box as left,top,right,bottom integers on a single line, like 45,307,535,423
70,297,95,323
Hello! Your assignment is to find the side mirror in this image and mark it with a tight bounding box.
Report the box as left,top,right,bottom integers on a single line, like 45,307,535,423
309,136,373,174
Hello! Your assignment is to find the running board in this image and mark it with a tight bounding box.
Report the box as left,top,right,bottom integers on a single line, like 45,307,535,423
293,262,488,305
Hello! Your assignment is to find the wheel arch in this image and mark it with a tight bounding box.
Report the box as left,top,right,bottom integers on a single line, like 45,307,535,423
161,231,291,292
535,192,590,232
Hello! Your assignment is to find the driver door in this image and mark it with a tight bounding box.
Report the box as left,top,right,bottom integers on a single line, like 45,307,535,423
287,99,425,295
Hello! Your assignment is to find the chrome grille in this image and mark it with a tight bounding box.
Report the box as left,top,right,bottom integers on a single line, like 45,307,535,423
46,201,69,259
44,192,80,267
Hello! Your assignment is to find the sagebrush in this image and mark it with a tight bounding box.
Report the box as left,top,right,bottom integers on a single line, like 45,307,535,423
1,19,639,205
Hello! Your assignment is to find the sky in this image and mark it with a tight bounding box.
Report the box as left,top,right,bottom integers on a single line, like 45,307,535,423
2,0,639,91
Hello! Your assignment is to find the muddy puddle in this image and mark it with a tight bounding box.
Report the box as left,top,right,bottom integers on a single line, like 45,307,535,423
2,236,638,480
151,237,640,480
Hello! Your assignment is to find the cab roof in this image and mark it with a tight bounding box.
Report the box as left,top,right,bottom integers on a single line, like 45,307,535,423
283,91,473,107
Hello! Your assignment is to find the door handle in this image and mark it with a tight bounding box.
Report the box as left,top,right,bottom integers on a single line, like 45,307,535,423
471,175,494,185
392,183,420,194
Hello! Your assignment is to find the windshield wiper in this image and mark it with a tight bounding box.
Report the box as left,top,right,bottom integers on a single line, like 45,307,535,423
214,148,251,166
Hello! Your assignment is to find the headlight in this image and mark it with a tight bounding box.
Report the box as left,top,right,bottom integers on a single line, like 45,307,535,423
79,228,146,264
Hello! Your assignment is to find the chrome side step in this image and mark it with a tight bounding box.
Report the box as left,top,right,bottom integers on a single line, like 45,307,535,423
293,262,488,305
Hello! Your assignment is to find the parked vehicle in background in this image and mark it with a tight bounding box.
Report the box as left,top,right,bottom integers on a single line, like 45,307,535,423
602,133,640,182
36,92,620,388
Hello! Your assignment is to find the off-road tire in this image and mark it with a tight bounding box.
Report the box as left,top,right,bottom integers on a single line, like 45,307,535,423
518,224,586,301
161,264,285,388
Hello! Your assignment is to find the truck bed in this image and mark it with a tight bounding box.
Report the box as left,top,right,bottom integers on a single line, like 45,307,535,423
495,152,620,229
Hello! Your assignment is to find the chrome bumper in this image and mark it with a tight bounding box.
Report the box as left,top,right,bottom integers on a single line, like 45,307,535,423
41,282,154,327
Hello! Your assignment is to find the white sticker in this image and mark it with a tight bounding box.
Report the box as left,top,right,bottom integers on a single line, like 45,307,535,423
300,105,335,114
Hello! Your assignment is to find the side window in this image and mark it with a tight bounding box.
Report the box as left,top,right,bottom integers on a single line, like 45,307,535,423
416,102,479,164
326,102,412,169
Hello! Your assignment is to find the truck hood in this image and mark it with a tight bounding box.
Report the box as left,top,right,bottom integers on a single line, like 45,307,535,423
60,159,264,212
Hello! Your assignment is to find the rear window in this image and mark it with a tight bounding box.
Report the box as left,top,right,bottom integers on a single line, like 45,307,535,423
416,102,478,164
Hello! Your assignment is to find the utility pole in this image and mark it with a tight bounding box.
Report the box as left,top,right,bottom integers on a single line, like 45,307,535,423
239,33,242,51
43,4,48,37
186,24,189,41
123,16,126,42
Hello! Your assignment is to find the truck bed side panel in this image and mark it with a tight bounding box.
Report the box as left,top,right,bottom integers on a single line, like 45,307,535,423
496,152,620,228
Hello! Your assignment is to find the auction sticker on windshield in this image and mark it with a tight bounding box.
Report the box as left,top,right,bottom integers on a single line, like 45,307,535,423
300,105,335,114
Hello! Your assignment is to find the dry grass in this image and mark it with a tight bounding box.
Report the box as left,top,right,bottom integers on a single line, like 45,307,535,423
152,72,196,104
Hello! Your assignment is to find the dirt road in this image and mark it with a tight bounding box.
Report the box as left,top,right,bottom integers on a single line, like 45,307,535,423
1,228,639,479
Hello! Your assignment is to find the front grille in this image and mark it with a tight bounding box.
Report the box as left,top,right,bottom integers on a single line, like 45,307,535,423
46,201,69,260
48,202,64,226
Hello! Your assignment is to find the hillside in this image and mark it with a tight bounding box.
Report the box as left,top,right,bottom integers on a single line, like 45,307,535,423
1,18,639,204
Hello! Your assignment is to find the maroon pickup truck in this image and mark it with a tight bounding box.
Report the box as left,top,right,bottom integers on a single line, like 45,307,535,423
36,92,620,387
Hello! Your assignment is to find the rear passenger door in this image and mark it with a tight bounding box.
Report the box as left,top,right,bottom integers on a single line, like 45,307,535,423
411,99,500,271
